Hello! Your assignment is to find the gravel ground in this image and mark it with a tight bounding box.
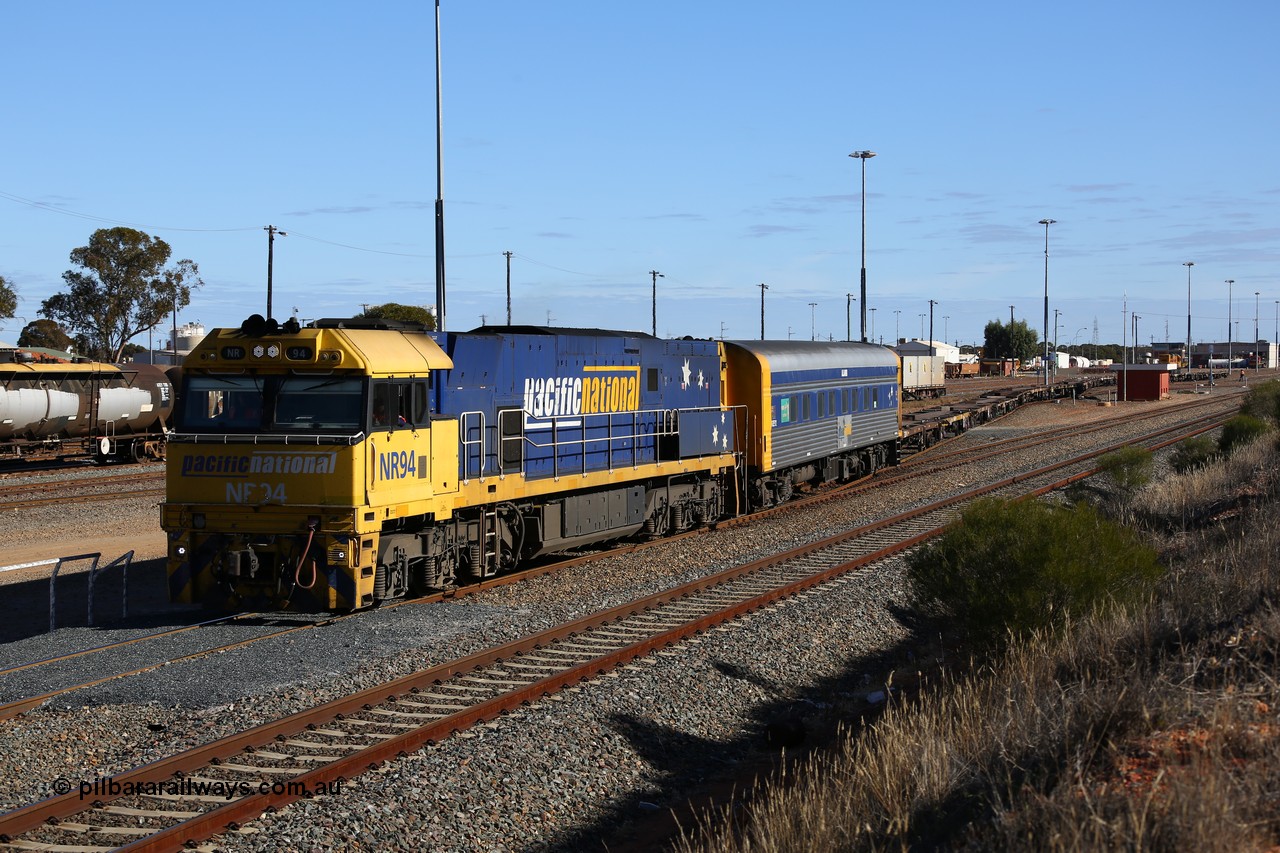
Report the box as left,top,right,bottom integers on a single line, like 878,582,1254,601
0,394,1234,851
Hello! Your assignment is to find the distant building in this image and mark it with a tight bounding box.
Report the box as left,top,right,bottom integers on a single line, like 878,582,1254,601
1111,363,1176,401
1149,340,1278,370
895,339,960,363
134,322,207,366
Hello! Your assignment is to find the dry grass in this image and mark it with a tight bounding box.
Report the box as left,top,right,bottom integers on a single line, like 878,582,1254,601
1135,434,1278,529
675,438,1280,853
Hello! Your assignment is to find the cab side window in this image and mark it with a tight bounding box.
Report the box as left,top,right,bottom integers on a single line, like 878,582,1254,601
372,379,430,429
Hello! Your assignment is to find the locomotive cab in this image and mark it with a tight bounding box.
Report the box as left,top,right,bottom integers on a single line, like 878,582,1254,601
162,315,457,611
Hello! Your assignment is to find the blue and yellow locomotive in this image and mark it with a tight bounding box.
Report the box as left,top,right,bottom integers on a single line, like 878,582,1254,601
162,317,741,610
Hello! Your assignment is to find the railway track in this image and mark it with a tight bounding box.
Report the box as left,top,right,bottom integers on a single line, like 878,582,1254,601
0,405,1231,851
0,470,164,511
0,394,1240,724
895,390,1244,474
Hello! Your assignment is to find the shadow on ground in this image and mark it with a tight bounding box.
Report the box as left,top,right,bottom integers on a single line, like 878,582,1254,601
546,606,936,853
0,557,205,644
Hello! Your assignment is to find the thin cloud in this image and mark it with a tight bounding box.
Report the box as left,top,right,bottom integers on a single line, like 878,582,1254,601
284,205,378,217
747,223,807,237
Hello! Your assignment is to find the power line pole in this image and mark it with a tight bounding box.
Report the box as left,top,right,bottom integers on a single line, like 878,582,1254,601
650,270,664,337
758,283,769,340
1039,218,1056,386
928,299,937,357
1183,261,1194,368
849,150,876,342
503,251,513,325
264,225,286,320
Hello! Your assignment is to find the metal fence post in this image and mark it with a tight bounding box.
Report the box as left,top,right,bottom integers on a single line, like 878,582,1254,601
50,553,101,633
87,551,135,627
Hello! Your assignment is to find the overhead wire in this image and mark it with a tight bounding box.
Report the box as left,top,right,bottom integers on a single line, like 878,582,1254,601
2,188,672,289
0,190,256,233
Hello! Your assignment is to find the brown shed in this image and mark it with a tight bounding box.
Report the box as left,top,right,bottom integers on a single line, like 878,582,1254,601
1110,363,1175,401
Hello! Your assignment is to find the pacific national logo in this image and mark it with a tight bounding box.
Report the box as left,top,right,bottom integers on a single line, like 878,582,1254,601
523,366,640,419
180,451,339,477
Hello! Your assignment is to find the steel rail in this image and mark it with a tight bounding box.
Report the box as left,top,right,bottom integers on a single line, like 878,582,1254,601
0,409,1229,850
885,393,1242,483
0,401,1231,722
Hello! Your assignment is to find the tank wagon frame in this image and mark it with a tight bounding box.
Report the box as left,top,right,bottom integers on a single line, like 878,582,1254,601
0,355,175,463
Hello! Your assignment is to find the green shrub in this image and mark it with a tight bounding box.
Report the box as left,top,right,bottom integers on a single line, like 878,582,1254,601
1169,435,1218,474
1096,445,1153,495
907,498,1163,648
1218,414,1270,457
1239,379,1280,424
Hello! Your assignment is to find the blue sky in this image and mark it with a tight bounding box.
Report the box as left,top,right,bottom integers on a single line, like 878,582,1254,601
2,1,1277,350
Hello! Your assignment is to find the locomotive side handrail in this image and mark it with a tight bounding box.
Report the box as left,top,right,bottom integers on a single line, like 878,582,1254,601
458,411,486,481
459,404,743,485
169,432,364,446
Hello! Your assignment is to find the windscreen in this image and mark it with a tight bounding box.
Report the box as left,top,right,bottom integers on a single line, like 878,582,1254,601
273,376,363,430
180,374,365,433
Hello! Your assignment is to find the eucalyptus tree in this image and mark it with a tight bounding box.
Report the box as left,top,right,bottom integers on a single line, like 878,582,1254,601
41,227,203,362
983,318,1039,363
0,274,16,320
357,302,436,329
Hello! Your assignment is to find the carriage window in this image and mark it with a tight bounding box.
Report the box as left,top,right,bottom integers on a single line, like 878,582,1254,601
817,393,825,419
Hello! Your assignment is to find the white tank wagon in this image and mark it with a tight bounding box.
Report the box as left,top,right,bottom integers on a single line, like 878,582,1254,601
0,355,177,462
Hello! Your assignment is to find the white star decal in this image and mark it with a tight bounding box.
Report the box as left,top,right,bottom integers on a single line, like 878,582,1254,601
681,358,692,390
712,425,719,446
697,369,705,389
